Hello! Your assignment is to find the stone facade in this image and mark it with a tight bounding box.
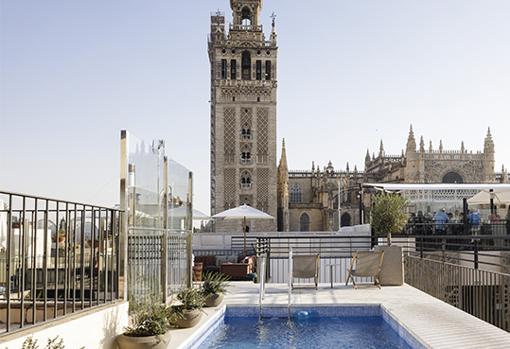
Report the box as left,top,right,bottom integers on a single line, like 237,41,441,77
278,127,507,232
209,0,278,232
365,126,496,184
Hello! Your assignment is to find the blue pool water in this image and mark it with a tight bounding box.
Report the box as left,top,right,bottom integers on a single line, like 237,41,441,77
198,310,413,349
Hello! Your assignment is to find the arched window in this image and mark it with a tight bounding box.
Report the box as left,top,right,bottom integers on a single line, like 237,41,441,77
341,213,352,227
241,7,252,26
442,172,464,184
240,144,252,164
242,51,251,80
290,184,302,203
241,124,251,140
299,213,310,232
241,171,252,190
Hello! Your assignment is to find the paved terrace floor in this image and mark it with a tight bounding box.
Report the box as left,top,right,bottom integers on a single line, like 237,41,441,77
172,282,510,349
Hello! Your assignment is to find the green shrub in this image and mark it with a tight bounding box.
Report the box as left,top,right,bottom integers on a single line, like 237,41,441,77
124,302,170,337
371,193,408,245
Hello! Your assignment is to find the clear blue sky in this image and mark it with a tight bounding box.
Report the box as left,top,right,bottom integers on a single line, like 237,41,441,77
1,0,509,214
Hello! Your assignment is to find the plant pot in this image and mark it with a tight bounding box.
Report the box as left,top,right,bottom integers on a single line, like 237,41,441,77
116,331,171,349
374,245,404,286
204,293,224,307
175,309,202,328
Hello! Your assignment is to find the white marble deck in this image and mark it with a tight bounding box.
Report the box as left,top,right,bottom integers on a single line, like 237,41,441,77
170,282,510,349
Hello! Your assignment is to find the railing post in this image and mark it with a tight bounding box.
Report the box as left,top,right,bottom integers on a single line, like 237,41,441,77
420,236,424,259
441,238,446,262
473,239,479,270
186,172,194,288
119,130,129,301
161,156,169,303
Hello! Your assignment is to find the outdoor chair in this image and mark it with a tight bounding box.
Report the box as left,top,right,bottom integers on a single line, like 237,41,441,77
345,251,384,289
291,254,320,290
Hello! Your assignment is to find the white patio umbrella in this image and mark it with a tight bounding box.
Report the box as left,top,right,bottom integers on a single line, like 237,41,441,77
468,190,510,206
212,204,274,255
168,206,210,220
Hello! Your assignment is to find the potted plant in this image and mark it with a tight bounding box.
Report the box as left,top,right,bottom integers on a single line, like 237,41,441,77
371,192,408,286
117,302,171,349
170,287,205,329
201,271,230,307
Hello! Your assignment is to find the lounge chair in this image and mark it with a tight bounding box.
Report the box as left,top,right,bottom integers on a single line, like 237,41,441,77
291,254,320,289
345,251,384,289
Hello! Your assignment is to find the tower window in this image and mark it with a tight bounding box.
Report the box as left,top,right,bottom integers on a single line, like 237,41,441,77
221,59,227,80
241,7,252,26
231,59,237,80
242,51,251,80
241,171,252,190
241,126,251,140
256,60,262,80
241,151,251,164
265,61,272,80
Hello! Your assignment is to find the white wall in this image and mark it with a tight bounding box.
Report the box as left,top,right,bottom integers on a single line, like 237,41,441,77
1,302,129,349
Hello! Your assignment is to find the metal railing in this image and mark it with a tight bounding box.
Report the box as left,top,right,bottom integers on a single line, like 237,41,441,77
405,255,510,331
0,191,123,336
127,227,187,303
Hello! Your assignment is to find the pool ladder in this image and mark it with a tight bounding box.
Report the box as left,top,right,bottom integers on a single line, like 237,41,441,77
258,248,293,319
258,253,267,318
288,247,293,317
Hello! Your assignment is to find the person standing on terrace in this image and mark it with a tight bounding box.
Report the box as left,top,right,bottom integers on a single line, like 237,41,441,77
468,209,481,236
433,208,449,235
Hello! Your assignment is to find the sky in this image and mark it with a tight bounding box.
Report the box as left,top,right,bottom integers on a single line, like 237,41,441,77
1,0,510,214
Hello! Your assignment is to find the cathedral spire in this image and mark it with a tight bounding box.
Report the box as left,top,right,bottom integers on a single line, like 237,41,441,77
278,138,288,171
406,124,416,153
461,141,465,153
484,127,494,153
429,140,433,153
439,140,443,153
365,149,371,163
419,136,425,153
379,140,385,157
346,162,350,173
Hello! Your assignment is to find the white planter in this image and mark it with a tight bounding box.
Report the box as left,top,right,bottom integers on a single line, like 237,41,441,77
374,245,404,286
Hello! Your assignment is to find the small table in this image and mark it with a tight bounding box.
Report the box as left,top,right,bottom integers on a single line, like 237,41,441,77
325,263,343,288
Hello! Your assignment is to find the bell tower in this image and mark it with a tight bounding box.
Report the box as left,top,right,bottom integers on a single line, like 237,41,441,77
209,0,278,232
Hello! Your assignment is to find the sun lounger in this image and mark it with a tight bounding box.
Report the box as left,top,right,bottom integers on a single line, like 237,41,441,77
345,251,384,289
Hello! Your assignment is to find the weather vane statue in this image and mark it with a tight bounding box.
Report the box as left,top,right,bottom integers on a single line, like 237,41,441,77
271,12,277,30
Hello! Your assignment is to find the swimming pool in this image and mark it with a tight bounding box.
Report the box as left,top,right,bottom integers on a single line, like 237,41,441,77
187,305,424,349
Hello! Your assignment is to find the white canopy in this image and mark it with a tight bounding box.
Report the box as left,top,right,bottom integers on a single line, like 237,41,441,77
212,204,274,220
468,190,510,205
212,204,274,255
169,206,210,220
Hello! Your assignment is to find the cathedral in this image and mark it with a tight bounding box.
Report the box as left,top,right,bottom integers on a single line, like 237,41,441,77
209,0,507,233
277,127,507,232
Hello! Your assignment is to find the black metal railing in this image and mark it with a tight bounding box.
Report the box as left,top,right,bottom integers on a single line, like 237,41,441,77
0,191,123,336
127,227,187,303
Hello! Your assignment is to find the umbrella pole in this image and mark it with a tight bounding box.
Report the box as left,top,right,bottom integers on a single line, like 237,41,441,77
243,216,247,256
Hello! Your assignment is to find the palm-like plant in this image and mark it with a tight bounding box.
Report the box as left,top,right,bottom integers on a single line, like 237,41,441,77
201,272,230,296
